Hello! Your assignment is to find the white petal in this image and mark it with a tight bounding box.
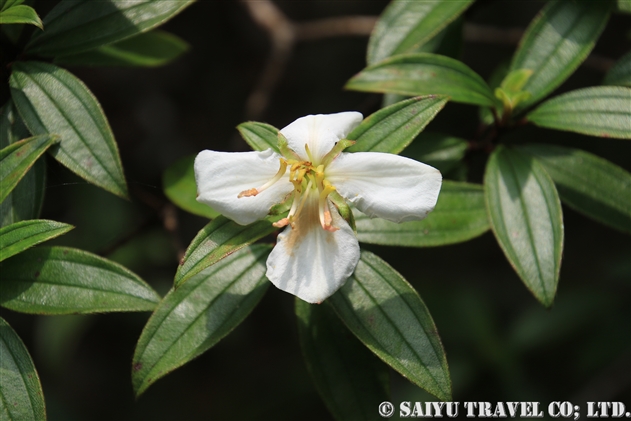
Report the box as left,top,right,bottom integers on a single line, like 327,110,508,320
280,112,363,165
194,149,293,225
326,152,442,222
266,192,360,303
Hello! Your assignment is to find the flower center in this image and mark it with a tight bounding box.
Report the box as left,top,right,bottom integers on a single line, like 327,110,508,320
237,138,355,232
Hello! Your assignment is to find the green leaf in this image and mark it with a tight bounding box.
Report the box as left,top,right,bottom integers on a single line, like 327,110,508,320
329,250,451,401
484,146,564,307
0,4,42,29
0,134,58,204
617,0,631,13
479,60,510,125
603,50,631,87
0,317,46,421
10,61,129,198
355,181,489,247
26,0,194,57
346,96,447,154
174,215,283,288
53,30,189,67
132,245,270,396
346,53,497,107
296,299,389,421
0,246,160,314
527,86,631,139
1,1,25,11
508,0,612,111
0,100,29,147
0,219,73,262
163,155,219,219
400,132,468,174
520,143,631,233
237,121,280,153
367,0,473,65
0,157,46,227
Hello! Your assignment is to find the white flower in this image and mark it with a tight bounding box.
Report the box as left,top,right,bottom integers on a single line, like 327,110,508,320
195,112,442,303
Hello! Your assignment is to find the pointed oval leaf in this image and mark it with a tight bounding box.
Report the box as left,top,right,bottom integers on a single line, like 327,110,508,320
0,4,42,28
367,0,473,65
237,121,280,153
346,53,496,107
527,86,631,139
400,132,468,174
346,95,448,154
484,146,564,307
0,134,58,203
53,30,189,68
519,143,631,233
329,250,451,401
0,101,47,227
0,246,160,314
132,245,270,396
355,181,489,247
174,215,283,287
509,0,612,111
163,155,219,219
603,50,631,87
0,219,73,262
26,0,194,57
0,317,46,421
296,299,389,421
10,61,128,198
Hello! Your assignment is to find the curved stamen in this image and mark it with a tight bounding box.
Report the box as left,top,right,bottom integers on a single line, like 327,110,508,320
318,181,338,232
238,158,288,198
289,179,313,227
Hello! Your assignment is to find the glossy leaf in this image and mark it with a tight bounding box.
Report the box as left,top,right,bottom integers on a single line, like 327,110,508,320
163,155,219,219
329,251,451,401
401,132,468,174
0,246,160,314
10,61,129,198
132,245,270,396
346,96,447,154
509,0,611,110
296,299,389,421
0,134,58,204
0,101,47,228
355,181,489,247
174,215,283,287
527,86,631,139
0,3,42,28
367,0,473,65
0,219,73,262
485,147,563,307
26,0,194,57
0,317,46,421
520,143,631,233
54,30,189,67
603,50,631,87
346,53,497,107
237,121,280,153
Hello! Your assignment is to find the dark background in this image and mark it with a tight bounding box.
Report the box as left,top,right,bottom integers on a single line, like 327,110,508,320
1,1,630,419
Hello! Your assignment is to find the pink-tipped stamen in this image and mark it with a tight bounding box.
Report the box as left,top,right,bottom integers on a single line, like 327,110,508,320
237,158,287,199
